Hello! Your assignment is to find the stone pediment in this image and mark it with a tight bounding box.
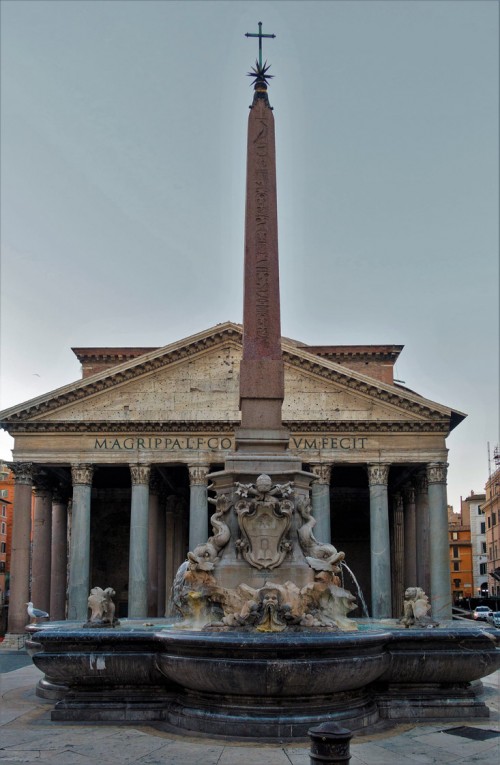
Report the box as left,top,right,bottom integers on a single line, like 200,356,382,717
0,322,464,434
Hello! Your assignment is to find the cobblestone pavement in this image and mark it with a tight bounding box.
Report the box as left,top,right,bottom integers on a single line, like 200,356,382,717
1,656,499,764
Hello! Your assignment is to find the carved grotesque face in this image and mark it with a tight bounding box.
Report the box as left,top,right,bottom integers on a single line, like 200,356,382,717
404,587,417,600
256,474,272,493
260,589,280,610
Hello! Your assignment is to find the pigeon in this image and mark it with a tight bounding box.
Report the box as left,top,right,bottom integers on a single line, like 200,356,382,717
26,602,49,620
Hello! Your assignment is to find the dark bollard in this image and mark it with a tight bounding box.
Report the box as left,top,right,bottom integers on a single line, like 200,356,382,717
308,722,353,764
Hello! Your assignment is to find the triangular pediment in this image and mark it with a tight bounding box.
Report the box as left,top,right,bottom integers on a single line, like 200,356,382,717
0,322,464,432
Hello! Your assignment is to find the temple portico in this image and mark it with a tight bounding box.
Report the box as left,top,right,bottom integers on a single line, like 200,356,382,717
5,424,454,628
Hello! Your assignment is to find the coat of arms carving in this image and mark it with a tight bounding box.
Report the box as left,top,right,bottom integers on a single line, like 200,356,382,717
235,474,294,570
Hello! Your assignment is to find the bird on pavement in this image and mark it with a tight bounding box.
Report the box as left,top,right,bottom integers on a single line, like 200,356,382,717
26,602,49,621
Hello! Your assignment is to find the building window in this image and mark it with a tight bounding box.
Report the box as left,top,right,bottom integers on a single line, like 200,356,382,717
0,542,5,553
0,522,5,535
1,505,6,517
478,506,483,514
481,522,486,533
453,562,460,571
482,542,487,554
0,489,8,498
452,532,458,540
493,512,497,526
452,545,459,558
480,563,487,575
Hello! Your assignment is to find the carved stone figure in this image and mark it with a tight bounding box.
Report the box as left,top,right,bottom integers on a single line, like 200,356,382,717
187,493,231,572
400,587,436,628
296,496,345,572
235,474,294,570
85,587,119,627
172,474,358,633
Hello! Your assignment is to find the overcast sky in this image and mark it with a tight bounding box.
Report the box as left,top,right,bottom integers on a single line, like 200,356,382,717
1,0,498,512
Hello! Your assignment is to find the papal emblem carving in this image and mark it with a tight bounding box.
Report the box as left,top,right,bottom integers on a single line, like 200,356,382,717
235,474,293,570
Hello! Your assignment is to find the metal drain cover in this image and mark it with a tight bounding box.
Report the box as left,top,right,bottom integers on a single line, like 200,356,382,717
442,726,500,741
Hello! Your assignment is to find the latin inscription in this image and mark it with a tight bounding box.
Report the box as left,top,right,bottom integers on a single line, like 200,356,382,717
291,437,367,450
94,436,368,451
95,436,233,451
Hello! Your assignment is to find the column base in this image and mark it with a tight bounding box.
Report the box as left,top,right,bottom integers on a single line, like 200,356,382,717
0,633,27,650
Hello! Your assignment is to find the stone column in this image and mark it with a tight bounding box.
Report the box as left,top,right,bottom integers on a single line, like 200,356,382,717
165,495,177,615
31,475,53,616
147,474,160,617
174,496,188,577
68,465,94,620
403,484,417,588
50,488,68,620
391,493,405,617
367,464,392,618
414,472,431,595
427,462,452,620
128,464,151,618
310,464,331,543
156,494,166,617
188,465,210,551
8,463,34,634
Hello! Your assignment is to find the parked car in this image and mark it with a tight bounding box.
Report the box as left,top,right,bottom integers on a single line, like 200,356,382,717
473,605,493,621
486,611,500,628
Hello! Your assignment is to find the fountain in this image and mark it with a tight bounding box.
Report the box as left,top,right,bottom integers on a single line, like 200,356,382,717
26,30,500,740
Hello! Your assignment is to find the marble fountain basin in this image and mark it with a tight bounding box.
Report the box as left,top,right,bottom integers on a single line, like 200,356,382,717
26,621,500,740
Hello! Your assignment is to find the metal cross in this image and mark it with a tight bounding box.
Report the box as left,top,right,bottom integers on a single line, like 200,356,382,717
245,22,276,68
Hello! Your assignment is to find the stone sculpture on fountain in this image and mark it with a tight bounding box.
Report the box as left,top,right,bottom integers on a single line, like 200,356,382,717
171,474,357,632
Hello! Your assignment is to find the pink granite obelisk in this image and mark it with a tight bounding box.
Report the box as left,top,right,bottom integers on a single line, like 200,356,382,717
237,75,289,453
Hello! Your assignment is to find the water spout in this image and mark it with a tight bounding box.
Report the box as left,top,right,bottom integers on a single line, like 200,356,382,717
341,562,370,618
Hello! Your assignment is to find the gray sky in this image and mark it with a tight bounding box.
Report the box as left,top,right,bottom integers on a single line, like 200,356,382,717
1,0,498,512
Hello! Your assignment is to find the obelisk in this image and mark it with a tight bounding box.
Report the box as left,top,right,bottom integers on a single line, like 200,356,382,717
196,29,315,590
237,34,289,454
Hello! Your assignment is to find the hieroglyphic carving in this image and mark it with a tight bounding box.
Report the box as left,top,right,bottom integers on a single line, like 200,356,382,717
254,116,270,340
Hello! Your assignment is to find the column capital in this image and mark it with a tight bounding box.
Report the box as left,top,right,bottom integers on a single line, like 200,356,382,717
188,465,210,486
10,462,35,485
310,464,331,485
149,472,161,495
71,464,94,486
403,483,416,505
414,471,428,494
393,492,403,512
52,487,69,504
367,463,390,486
427,462,448,485
33,471,53,495
130,464,151,486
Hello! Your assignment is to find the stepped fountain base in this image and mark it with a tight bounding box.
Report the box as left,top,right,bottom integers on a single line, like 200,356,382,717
26,621,500,740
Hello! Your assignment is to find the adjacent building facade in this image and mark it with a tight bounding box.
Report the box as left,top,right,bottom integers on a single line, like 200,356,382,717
484,454,500,597
0,461,15,634
0,323,465,632
461,491,488,597
448,504,473,603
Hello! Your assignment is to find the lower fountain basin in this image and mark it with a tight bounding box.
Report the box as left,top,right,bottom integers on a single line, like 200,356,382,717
26,620,500,739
